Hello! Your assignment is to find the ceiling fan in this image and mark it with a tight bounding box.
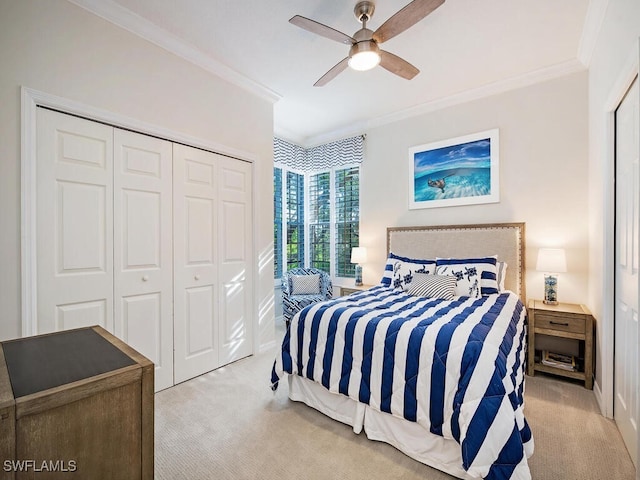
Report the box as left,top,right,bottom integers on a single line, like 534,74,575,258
289,0,445,87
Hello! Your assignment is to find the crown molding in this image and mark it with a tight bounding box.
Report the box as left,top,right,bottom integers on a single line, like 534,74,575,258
577,0,610,67
273,124,306,147
66,0,281,104
302,59,587,148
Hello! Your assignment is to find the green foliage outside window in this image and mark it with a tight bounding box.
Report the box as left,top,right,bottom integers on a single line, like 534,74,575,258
286,171,305,270
273,168,283,278
335,167,359,277
310,172,331,272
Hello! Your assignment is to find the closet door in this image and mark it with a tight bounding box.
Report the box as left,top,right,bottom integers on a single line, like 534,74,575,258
36,108,114,334
219,157,253,365
173,144,220,383
614,76,639,469
114,129,174,391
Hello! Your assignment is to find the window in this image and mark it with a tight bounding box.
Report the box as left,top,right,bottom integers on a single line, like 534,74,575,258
273,165,359,280
285,170,304,270
335,166,359,277
309,172,331,272
273,168,283,279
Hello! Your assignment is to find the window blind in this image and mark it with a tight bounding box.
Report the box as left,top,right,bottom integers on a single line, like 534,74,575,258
273,168,283,279
309,172,331,272
286,171,305,270
335,166,359,277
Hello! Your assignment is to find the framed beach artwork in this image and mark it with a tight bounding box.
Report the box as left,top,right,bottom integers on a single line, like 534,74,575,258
408,129,499,209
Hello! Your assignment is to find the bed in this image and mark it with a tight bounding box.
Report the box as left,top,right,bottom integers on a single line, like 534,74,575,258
271,223,533,480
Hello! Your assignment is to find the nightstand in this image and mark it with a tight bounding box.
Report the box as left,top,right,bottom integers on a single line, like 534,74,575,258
340,284,374,296
527,300,594,389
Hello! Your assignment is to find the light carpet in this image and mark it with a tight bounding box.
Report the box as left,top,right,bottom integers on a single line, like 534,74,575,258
155,337,635,480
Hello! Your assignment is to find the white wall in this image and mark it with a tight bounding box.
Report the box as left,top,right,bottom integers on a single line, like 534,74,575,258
0,0,276,348
360,72,589,310
587,0,640,406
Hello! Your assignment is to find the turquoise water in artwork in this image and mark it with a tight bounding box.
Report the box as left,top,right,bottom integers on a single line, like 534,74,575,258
412,137,493,202
414,167,491,202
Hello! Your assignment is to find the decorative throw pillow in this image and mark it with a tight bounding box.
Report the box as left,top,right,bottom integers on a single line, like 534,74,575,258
406,273,457,300
380,253,436,290
496,261,508,291
291,274,321,295
435,256,499,298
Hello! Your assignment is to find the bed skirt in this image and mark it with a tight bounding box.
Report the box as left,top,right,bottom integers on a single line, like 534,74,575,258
288,375,477,480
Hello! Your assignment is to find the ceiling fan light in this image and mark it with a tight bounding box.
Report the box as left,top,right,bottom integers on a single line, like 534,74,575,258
348,50,381,71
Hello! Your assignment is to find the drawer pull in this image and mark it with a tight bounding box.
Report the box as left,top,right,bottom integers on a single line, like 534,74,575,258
550,321,570,327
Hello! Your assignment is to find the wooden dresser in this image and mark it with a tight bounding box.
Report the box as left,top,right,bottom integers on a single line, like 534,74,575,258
0,326,153,479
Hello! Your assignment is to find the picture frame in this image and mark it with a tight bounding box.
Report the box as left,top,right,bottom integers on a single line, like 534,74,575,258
408,129,499,209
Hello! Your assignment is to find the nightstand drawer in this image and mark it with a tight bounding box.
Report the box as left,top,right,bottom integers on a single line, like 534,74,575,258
341,288,358,295
536,312,585,334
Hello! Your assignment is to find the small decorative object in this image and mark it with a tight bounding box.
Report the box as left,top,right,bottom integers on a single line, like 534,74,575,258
536,248,567,305
350,247,367,286
408,129,500,210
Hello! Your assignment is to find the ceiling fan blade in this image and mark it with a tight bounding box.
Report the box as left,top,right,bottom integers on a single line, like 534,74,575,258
373,0,445,44
314,57,350,87
289,15,355,45
379,50,419,80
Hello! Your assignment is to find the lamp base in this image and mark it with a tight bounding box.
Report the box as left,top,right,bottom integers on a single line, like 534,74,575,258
543,274,559,305
354,264,363,286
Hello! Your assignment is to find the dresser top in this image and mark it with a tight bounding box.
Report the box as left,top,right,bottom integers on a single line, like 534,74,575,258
1,328,136,398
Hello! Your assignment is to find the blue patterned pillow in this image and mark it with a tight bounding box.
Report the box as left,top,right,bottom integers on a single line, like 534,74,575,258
380,253,436,290
435,256,499,297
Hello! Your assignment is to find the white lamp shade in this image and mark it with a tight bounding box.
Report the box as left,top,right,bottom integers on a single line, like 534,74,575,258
536,248,567,273
350,247,367,264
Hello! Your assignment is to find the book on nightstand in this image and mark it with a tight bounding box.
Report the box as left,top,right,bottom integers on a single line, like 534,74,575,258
541,350,577,371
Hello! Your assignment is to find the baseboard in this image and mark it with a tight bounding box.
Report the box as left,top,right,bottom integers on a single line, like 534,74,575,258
592,378,609,418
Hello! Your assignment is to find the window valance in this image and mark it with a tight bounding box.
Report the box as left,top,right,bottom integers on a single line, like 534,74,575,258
274,135,364,172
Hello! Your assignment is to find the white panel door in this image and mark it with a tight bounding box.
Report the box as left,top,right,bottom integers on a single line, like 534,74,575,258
218,157,253,365
36,108,114,334
173,144,219,383
114,129,174,392
615,75,639,469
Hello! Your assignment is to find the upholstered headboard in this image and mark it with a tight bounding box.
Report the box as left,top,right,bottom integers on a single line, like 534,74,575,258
387,222,526,300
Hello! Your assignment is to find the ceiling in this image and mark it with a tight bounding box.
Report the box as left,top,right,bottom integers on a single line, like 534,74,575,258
72,0,600,146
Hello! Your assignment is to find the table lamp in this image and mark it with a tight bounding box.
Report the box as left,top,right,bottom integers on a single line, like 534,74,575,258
536,248,567,305
350,247,367,286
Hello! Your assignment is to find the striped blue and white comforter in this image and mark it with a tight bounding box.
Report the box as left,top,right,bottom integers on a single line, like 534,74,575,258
271,286,533,480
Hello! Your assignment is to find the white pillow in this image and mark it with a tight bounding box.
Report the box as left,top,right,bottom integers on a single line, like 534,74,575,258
380,253,436,290
497,261,508,291
290,274,320,295
406,273,457,300
435,256,499,298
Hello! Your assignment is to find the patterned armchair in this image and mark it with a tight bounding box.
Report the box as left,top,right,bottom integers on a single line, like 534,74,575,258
281,267,333,326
